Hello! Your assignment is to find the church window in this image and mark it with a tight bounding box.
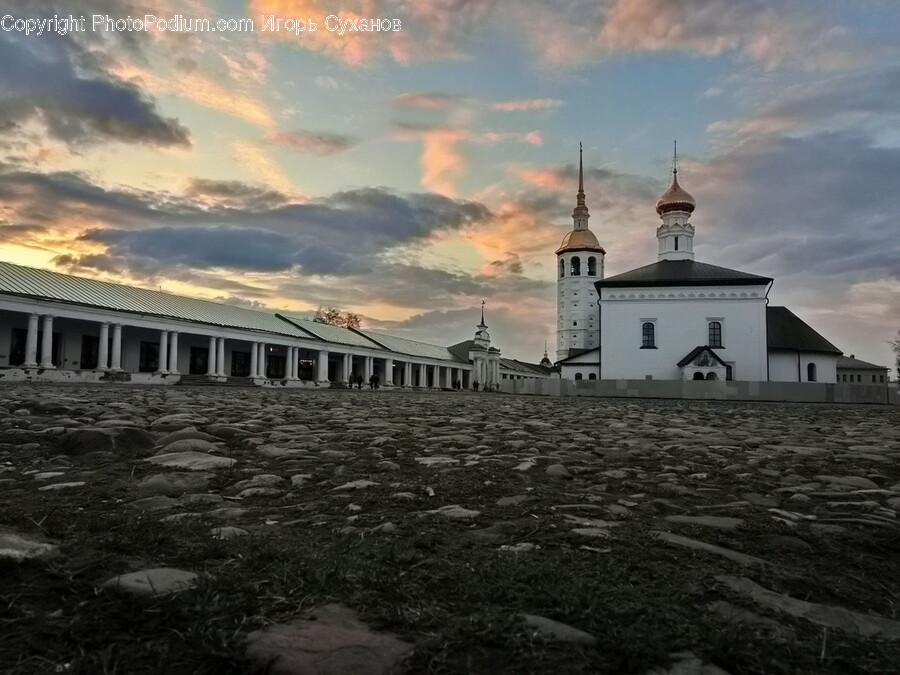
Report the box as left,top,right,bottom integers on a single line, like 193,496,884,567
708,321,722,348
588,373,597,380
706,372,717,380
587,257,597,276
575,373,583,380
641,322,656,348
692,372,704,380
807,363,817,382
573,321,577,326
857,374,861,382
872,374,877,383
571,256,581,276
726,363,734,381
674,236,679,251
559,259,565,278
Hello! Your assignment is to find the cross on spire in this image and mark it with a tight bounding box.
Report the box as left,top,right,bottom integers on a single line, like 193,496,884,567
480,299,485,326
572,142,589,225
672,139,678,175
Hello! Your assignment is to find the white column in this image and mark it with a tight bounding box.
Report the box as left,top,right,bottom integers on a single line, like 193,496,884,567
24,313,39,367
444,366,452,388
343,353,352,383
317,349,329,381
39,315,55,368
97,322,110,371
250,341,259,378
363,356,372,381
207,336,216,376
168,332,179,374
216,337,226,377
289,346,298,379
157,330,169,374
384,357,394,385
258,343,267,379
110,324,123,371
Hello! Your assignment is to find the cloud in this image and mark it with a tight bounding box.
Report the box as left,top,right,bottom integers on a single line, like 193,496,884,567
0,32,189,148
393,92,463,109
268,130,357,155
229,141,298,195
185,178,288,210
490,98,562,112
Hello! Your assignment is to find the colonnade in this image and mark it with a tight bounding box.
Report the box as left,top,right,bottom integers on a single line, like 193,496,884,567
9,311,474,387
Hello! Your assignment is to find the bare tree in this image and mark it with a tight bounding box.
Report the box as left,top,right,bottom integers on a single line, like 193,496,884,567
891,329,900,380
313,306,362,329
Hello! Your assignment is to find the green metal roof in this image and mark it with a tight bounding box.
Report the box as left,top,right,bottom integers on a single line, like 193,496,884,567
0,260,318,339
356,329,468,362
279,314,385,350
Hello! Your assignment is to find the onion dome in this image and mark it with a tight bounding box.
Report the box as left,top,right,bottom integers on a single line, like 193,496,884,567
655,172,696,215
556,229,605,254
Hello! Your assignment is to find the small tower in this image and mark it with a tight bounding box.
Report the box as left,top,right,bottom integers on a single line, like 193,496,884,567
556,143,605,361
656,141,696,261
469,301,501,388
539,340,551,368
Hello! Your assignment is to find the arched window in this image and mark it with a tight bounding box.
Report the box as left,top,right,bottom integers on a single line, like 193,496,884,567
674,236,679,251
641,322,655,348
807,363,817,382
708,321,722,348
571,256,581,276
574,373,583,380
705,372,717,380
692,372,704,380
587,257,597,276
588,373,597,380
559,259,565,278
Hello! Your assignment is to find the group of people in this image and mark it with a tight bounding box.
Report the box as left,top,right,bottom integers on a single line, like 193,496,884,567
350,373,380,389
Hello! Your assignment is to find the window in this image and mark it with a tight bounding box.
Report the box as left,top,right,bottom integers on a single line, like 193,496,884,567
573,321,577,326
692,372,704,380
575,373,583,380
559,259,565,278
880,375,885,383
708,321,722,348
706,372,717,380
641,322,656,348
857,374,862,382
807,363,817,382
726,363,734,381
139,341,160,373
80,335,99,369
588,373,597,380
231,351,252,377
571,256,581,276
872,375,877,383
674,236,679,251
587,256,597,276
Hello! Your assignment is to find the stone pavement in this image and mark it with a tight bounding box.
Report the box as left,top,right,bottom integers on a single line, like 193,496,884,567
1,384,899,672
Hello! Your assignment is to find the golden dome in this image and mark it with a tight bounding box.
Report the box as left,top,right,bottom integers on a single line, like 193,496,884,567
655,172,696,215
556,228,605,254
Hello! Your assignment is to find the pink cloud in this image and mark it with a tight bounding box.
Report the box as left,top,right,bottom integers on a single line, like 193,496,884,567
268,130,356,155
491,98,562,112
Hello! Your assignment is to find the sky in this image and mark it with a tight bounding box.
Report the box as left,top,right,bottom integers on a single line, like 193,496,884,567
0,0,898,373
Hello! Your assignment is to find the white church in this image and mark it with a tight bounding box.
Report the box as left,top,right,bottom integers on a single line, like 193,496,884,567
555,146,842,384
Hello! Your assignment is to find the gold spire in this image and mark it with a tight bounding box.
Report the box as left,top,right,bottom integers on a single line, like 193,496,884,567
572,142,590,224
655,140,696,215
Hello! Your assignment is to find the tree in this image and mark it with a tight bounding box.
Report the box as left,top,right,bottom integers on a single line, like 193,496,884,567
891,329,900,381
313,306,362,329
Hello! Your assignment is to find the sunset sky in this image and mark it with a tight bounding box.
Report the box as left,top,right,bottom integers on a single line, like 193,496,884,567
1,0,898,371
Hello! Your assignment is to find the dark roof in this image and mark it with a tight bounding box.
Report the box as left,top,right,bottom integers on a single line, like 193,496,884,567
677,346,728,368
447,340,473,361
558,346,600,363
499,358,552,375
596,260,772,288
766,307,842,354
837,355,888,371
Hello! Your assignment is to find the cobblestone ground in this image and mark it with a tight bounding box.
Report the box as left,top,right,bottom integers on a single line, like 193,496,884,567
2,384,900,674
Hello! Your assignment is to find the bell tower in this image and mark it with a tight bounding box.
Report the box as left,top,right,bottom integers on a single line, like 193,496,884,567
555,144,605,361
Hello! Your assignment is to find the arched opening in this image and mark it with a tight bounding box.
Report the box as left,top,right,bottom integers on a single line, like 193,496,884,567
674,236,679,251
574,373,583,381
705,372,717,380
587,256,597,276
807,363,817,382
692,372,704,380
588,373,597,380
559,259,565,278
571,256,581,276
708,321,722,348
641,322,655,348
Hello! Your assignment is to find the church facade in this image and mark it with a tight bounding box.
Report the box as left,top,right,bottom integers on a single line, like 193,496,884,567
555,148,842,384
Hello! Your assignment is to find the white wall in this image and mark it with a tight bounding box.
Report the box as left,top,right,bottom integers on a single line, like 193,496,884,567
557,251,602,360
599,285,769,381
769,350,837,383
